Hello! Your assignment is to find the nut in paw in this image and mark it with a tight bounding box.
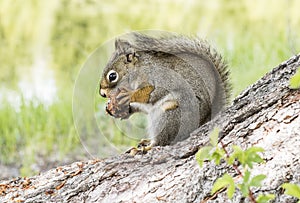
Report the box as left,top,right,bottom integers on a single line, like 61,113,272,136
105,88,132,119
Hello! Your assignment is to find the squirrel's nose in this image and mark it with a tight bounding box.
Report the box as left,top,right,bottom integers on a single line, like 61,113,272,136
100,89,107,98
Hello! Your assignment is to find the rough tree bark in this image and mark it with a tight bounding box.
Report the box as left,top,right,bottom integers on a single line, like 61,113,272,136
1,54,300,203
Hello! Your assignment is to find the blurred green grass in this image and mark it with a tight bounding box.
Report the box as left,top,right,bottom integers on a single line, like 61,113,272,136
0,0,299,176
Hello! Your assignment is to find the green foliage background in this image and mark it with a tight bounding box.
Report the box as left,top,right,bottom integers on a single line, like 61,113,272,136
0,0,299,176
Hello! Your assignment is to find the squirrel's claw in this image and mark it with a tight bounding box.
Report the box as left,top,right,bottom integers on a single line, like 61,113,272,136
137,139,152,148
124,139,153,156
116,87,132,105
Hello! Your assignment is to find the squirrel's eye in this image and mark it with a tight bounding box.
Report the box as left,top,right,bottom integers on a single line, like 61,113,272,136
106,70,119,83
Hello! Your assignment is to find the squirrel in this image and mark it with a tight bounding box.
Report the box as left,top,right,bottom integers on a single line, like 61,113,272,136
99,32,231,151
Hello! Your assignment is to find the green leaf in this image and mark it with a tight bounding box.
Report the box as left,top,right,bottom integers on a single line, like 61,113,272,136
209,127,219,147
211,173,235,199
290,67,300,89
243,169,251,183
211,147,225,165
228,146,264,167
238,183,249,197
244,146,264,168
256,194,275,203
282,183,300,199
238,170,251,196
195,146,213,167
228,145,243,165
250,174,266,187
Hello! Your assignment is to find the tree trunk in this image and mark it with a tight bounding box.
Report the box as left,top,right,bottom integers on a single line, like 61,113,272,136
1,54,300,203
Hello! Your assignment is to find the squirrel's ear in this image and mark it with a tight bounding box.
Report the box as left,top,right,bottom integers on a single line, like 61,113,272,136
115,39,138,63
115,39,132,52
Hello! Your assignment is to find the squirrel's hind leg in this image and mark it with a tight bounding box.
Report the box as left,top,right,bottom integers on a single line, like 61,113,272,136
147,97,181,146
125,95,181,155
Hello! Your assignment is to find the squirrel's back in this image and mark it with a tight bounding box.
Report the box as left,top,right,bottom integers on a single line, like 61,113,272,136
128,33,231,122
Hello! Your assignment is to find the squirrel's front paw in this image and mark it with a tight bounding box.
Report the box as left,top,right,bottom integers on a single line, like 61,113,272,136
106,87,132,119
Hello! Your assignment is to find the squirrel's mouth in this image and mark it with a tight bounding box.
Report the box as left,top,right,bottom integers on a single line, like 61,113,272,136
99,88,109,98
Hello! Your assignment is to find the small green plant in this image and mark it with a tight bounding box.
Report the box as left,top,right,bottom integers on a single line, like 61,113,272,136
196,128,275,203
281,183,300,202
290,67,300,89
